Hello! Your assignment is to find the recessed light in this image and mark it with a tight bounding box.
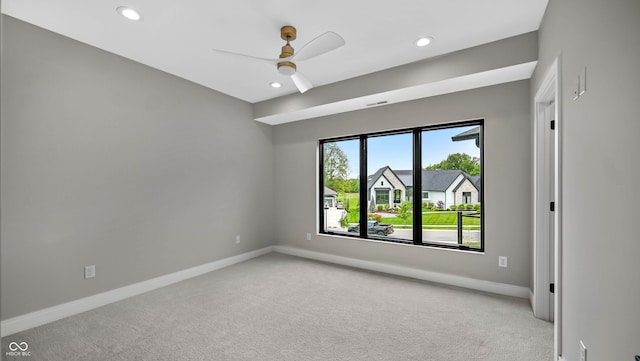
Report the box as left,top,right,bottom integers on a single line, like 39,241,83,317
270,82,282,88
416,37,433,47
117,6,142,21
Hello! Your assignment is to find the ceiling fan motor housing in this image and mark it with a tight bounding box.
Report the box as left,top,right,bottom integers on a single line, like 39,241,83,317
280,43,294,58
277,25,297,75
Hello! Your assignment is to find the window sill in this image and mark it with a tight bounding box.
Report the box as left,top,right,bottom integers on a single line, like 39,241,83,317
318,231,485,254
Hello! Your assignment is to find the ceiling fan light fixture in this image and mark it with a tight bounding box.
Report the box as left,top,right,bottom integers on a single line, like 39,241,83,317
416,36,433,47
116,6,142,21
277,61,297,76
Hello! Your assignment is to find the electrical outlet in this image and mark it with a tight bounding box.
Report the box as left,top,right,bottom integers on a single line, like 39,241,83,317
580,340,587,361
306,233,311,241
235,235,241,244
498,256,508,268
84,265,96,279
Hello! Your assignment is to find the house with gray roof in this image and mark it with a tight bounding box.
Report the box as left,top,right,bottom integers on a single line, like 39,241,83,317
323,186,339,208
366,166,407,209
368,167,480,209
323,186,346,230
451,126,481,147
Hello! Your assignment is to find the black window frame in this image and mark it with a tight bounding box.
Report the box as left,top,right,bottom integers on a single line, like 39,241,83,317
319,119,484,252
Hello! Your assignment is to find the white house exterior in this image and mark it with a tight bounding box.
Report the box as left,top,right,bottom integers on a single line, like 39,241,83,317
453,177,480,205
425,173,464,208
370,167,480,209
366,166,406,209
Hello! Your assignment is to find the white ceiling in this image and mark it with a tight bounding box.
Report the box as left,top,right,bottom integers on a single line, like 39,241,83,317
1,0,548,104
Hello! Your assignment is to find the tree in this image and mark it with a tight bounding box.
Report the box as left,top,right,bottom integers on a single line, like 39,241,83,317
395,201,413,225
324,143,350,193
369,199,376,213
424,153,480,176
345,178,359,193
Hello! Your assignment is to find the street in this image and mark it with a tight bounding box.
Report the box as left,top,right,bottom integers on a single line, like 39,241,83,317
378,228,480,245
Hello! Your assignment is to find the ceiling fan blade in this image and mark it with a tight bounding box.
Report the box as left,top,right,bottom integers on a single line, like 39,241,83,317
291,72,313,93
291,31,345,62
212,49,280,65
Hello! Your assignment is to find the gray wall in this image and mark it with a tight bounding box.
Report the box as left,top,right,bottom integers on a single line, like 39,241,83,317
273,80,532,288
0,16,274,320
534,0,640,360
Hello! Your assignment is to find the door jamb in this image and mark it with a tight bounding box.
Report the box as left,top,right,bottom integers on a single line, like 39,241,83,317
533,57,562,359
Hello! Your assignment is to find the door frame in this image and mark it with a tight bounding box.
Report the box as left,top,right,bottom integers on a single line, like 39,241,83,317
533,58,562,359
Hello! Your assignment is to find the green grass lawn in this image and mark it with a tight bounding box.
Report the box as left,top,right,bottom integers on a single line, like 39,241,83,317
333,194,481,231
337,193,360,210
336,193,361,223
380,211,481,230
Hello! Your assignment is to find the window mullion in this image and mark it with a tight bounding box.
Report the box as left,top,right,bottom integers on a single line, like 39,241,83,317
412,129,422,245
358,135,368,239
318,141,326,234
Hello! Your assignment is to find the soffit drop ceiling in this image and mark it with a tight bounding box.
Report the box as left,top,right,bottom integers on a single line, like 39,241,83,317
2,0,548,109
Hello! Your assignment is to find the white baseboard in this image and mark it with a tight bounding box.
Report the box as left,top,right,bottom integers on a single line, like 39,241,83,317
2,245,530,337
273,245,530,299
1,246,274,337
530,289,535,308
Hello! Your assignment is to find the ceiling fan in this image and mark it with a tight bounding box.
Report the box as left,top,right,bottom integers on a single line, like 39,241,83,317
213,26,345,93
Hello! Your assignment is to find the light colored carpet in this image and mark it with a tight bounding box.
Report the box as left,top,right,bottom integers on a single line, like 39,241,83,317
2,253,553,360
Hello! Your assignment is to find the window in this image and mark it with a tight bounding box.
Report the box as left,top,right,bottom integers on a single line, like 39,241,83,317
324,197,334,208
375,190,389,204
394,189,402,204
405,187,413,202
319,120,483,251
321,138,359,234
367,132,413,241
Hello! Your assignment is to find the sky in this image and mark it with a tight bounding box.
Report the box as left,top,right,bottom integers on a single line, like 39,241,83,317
334,126,480,178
